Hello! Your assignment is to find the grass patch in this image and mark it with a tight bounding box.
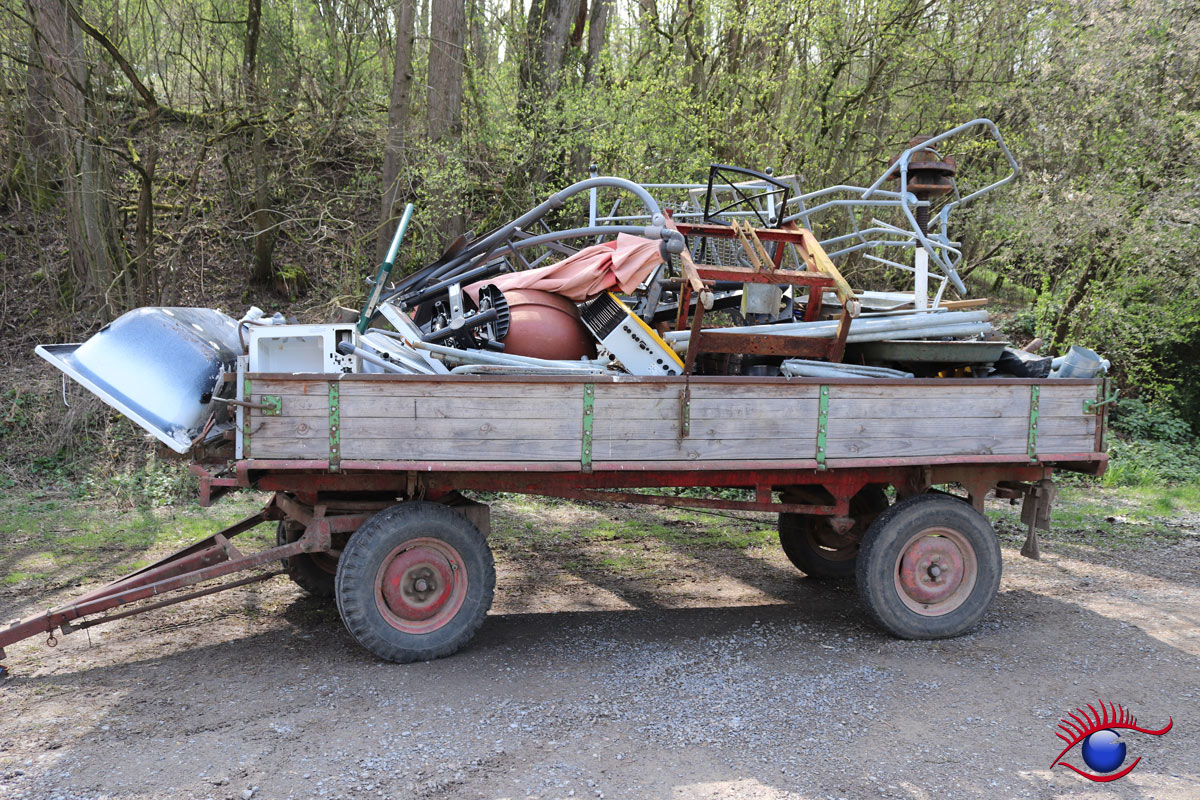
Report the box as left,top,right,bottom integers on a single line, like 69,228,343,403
0,491,271,595
986,484,1191,552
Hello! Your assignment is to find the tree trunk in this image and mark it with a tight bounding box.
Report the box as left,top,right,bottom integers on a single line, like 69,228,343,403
27,0,126,318
427,0,466,242
377,0,416,262
582,0,612,86
244,0,275,285
519,0,584,188
22,22,57,204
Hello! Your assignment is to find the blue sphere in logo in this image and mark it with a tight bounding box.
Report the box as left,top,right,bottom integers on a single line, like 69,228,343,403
1081,729,1126,773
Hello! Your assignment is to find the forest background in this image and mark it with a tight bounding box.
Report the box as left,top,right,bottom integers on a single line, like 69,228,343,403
0,0,1198,493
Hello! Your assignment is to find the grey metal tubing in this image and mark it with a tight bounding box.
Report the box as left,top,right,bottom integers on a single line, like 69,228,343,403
671,323,993,353
781,359,914,378
341,343,425,375
846,323,992,344
450,364,611,376
431,177,670,282
413,340,606,370
478,225,684,262
664,310,989,341
782,361,914,380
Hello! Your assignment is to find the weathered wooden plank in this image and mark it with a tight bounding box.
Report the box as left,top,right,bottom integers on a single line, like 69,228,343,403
251,437,329,459
340,416,581,440
1039,397,1094,417
247,379,331,398
336,381,584,399
592,416,814,441
1038,415,1098,438
826,435,1028,459
593,397,819,422
250,393,332,416
826,415,1095,441
831,397,1020,419
415,396,580,420
250,418,330,439
591,437,816,461
595,382,821,401
1037,435,1101,455
829,384,1030,401
341,437,582,461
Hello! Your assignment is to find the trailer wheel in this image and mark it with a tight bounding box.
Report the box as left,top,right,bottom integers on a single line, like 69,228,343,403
855,493,1001,639
778,487,888,579
335,501,495,663
277,520,337,598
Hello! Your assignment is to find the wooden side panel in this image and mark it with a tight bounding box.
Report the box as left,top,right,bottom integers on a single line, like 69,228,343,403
591,381,817,461
824,382,1099,459
243,376,1103,465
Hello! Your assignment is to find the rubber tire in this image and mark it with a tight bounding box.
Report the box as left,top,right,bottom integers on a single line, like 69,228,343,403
855,493,1001,639
778,487,889,579
335,501,495,663
278,520,336,598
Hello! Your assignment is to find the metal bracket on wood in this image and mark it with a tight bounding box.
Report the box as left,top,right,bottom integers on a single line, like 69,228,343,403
1027,385,1040,462
1083,383,1118,414
678,384,691,439
242,376,252,458
816,385,830,470
581,383,595,473
329,382,341,472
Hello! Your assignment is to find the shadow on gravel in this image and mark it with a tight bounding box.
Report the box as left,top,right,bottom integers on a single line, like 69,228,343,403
3,584,1197,800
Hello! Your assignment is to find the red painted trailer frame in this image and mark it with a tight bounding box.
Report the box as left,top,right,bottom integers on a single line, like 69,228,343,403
0,404,1108,670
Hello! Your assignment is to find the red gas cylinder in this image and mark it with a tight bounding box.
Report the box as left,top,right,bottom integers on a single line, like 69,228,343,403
499,289,597,361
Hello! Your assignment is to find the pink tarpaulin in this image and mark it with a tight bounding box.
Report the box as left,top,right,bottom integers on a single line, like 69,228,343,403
464,234,663,302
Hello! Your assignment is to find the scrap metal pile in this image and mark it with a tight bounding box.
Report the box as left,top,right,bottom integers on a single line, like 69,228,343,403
340,119,1106,384
35,119,1110,457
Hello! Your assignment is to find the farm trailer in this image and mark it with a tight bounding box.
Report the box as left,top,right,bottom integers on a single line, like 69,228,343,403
0,372,1110,669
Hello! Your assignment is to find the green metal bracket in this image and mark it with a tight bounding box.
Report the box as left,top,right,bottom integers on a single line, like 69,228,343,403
329,382,341,472
242,376,252,458
1027,385,1040,462
678,385,691,439
816,385,829,470
260,395,282,416
1083,385,1119,414
581,383,595,472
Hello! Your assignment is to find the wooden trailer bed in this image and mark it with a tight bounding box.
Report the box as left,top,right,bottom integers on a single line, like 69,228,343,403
239,374,1106,470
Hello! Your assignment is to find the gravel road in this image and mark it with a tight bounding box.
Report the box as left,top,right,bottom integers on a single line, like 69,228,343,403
1,499,1197,800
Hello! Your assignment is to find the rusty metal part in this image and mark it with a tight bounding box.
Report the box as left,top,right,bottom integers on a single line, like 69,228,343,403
0,494,375,655
375,538,468,633
887,135,957,233
894,525,978,615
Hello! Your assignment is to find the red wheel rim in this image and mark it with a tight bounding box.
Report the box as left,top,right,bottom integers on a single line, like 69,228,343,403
374,538,468,634
893,526,978,616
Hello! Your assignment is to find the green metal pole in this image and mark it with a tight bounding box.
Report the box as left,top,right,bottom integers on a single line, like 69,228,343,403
358,203,415,333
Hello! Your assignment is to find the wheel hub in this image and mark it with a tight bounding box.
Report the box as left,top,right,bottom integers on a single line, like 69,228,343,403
376,539,466,631
894,526,977,616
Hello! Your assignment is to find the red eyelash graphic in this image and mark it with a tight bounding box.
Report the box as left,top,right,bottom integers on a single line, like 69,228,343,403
1051,700,1174,782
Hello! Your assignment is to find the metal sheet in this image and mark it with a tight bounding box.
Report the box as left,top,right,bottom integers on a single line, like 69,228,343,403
850,339,1008,364
36,307,242,453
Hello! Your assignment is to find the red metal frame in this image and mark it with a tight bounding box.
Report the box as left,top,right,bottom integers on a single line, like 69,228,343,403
0,406,1107,663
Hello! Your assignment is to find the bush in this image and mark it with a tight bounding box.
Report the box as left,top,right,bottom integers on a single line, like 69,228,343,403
1110,398,1194,444
1103,399,1200,487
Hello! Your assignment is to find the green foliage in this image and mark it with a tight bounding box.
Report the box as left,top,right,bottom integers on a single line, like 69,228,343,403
1110,398,1194,444
1103,439,1200,487
1104,399,1200,487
